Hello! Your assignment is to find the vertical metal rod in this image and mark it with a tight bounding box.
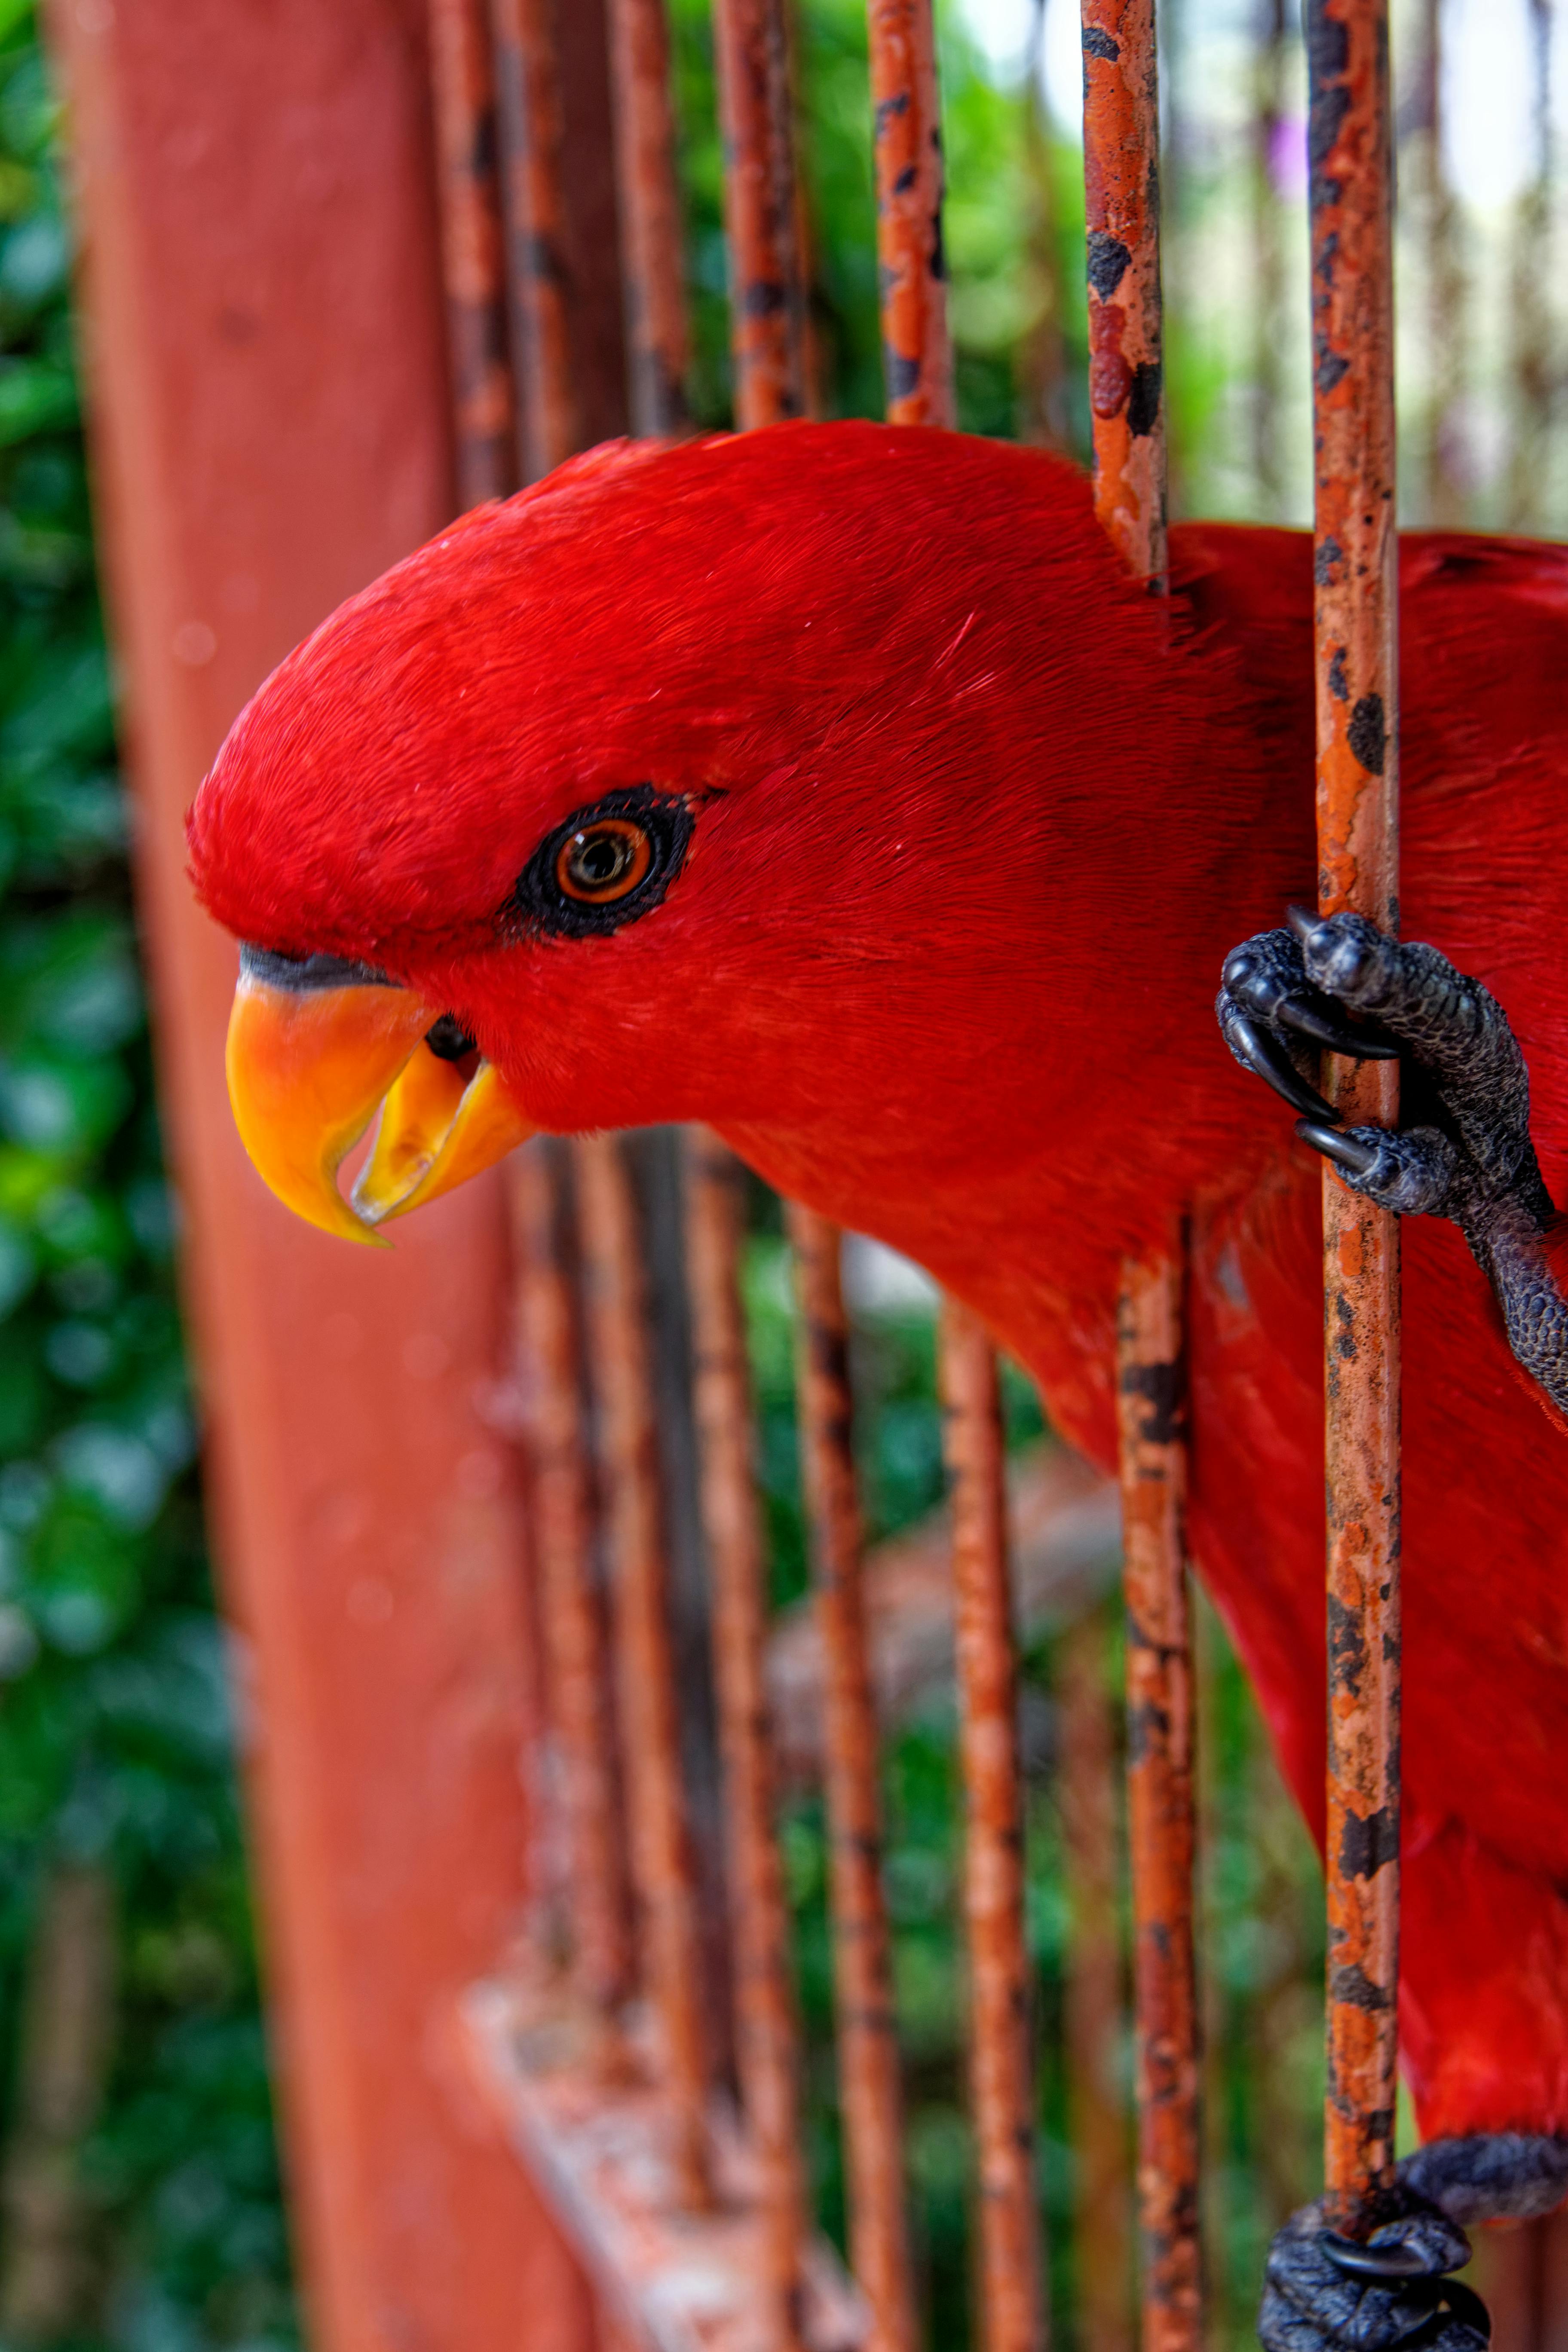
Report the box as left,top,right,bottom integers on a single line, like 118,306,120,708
1507,0,1554,530
708,13,916,2340
940,1304,1045,2352
787,1204,918,2352
1059,1607,1134,2352
607,0,692,437
509,1143,634,2013
863,9,1044,2339
575,1134,713,2208
490,0,582,479
866,0,952,426
1117,1256,1200,2352
712,0,808,430
1081,6,1197,2343
427,0,517,506
1305,0,1401,2235
684,1135,808,2351
1418,0,1465,529
1081,0,1168,589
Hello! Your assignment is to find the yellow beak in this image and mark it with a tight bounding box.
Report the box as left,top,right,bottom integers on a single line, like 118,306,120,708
224,958,533,1243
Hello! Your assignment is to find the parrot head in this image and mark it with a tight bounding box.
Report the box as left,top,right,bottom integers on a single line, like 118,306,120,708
190,421,1216,1243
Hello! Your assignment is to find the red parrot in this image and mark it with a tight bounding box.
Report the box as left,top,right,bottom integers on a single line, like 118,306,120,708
188,422,1568,2342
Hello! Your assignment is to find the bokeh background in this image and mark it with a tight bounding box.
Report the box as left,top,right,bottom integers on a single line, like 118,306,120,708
0,0,1561,2346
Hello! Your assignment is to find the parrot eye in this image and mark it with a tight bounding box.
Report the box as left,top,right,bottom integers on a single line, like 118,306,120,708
508,787,693,940
555,818,652,904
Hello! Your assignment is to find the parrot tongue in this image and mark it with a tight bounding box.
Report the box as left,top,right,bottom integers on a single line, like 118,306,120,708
224,949,533,1244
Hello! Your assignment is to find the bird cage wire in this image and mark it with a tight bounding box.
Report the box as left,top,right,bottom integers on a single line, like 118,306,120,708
418,0,1556,2348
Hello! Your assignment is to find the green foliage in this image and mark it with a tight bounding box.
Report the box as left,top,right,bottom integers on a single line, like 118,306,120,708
0,17,294,2348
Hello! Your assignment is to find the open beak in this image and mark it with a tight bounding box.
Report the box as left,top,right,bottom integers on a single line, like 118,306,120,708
224,951,533,1243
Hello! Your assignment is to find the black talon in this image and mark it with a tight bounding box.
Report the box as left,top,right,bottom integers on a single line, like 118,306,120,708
1295,1118,1380,1175
1225,1013,1338,1121
1319,2232,1438,2281
1440,2282,1492,2342
1276,991,1400,1060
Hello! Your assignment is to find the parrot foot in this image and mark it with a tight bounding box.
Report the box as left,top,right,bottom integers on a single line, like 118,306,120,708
1218,911,1568,1421
1257,2137,1568,2352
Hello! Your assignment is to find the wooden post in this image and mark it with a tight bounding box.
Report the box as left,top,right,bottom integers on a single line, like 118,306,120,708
1305,0,1402,2234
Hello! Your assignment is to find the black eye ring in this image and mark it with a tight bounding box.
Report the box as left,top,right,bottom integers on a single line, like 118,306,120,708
506,787,694,939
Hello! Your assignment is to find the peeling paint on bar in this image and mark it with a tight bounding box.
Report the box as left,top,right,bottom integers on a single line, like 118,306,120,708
576,1135,714,2212
1080,0,1167,588
866,0,953,428
1116,1256,1200,2352
685,1134,808,2351
1305,0,1403,2235
712,0,806,432
940,1304,1045,2352
508,1143,633,2016
787,1206,918,2352
606,0,692,438
1080,5,1197,2342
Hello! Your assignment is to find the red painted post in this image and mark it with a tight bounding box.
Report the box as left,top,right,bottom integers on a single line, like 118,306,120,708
52,5,593,2349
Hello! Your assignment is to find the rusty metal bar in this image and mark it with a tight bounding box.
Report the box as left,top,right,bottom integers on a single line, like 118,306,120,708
574,1134,713,2209
1305,0,1402,2233
509,1143,634,2014
607,0,692,437
1081,6,1197,2342
787,1204,917,2352
866,0,952,427
427,0,517,506
1117,1256,1200,2352
490,0,582,478
685,1135,808,2352
707,11,916,2339
1059,1608,1133,2352
940,1303,1045,2352
862,15,1044,2342
712,0,808,431
1081,0,1167,588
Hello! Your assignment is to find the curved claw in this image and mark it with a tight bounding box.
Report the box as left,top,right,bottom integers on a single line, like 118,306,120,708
1441,2282,1492,2342
1225,1012,1338,1121
1276,992,1400,1060
1295,1118,1380,1177
1320,2232,1438,2281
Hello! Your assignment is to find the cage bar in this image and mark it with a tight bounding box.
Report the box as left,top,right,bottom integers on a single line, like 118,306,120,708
1080,6,1199,2343
1116,1258,1200,2352
509,1145,635,2014
787,1205,918,2352
1080,0,1167,586
490,0,582,478
709,25,916,2346
1058,1609,1134,2352
606,0,692,437
861,0,1046,2333
866,0,952,427
1305,0,1402,2232
940,1305,1046,2352
427,0,516,505
685,1136,810,2352
713,0,808,430
574,1136,714,2208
